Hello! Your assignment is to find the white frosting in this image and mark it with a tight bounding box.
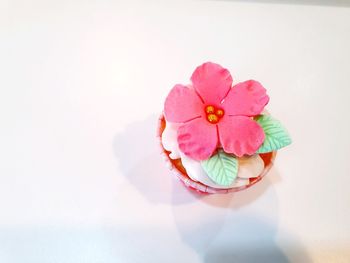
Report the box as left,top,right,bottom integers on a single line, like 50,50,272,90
237,155,265,179
161,120,265,189
161,122,181,159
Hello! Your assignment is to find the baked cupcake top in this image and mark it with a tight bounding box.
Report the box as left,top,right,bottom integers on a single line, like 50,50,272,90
162,62,291,188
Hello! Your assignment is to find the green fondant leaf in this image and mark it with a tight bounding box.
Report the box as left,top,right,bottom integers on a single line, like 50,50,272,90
200,150,238,186
256,115,292,153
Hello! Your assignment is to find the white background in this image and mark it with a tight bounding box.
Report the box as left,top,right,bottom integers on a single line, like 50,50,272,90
1,0,350,262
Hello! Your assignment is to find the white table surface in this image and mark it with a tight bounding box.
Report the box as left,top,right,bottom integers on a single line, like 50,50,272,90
1,0,350,262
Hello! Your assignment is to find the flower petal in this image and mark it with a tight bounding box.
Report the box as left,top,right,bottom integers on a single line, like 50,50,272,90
222,80,269,116
190,62,233,105
219,116,265,157
177,118,218,161
164,84,203,123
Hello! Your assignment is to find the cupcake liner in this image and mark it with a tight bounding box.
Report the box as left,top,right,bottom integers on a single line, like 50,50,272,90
157,114,277,194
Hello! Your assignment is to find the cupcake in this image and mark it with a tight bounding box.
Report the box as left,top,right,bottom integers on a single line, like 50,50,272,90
158,62,291,194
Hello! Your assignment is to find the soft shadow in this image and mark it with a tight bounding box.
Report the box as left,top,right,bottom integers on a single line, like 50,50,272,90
203,221,312,263
203,219,289,263
171,172,280,259
113,114,202,205
171,168,311,263
203,218,311,263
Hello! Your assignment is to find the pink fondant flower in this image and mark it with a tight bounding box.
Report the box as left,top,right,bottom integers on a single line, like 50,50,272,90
164,62,269,161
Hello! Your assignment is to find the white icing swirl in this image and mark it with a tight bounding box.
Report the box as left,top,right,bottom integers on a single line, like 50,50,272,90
161,120,264,189
161,122,181,159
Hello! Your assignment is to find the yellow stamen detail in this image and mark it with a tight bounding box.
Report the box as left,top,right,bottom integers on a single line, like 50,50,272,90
207,114,219,124
205,105,215,114
216,109,224,118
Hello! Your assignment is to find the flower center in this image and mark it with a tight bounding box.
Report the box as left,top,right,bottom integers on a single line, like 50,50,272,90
205,105,224,124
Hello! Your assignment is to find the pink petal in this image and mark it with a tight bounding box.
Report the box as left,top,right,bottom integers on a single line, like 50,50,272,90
190,62,233,105
177,118,218,161
222,80,269,116
219,116,265,157
164,84,203,123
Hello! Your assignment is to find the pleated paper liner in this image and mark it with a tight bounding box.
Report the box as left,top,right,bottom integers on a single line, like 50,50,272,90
157,115,276,194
